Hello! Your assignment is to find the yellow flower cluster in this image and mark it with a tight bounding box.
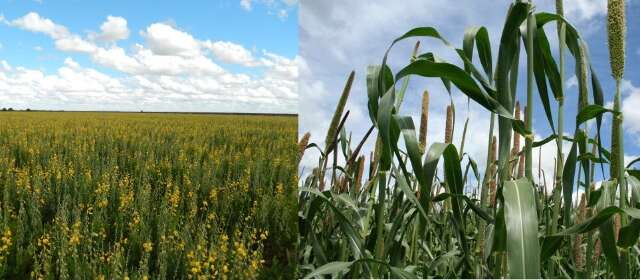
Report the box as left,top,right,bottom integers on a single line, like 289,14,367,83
0,112,297,278
69,222,82,246
0,229,12,262
143,241,153,253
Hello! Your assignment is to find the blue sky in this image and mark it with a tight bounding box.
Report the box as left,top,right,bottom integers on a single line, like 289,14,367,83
299,0,640,191
0,0,298,113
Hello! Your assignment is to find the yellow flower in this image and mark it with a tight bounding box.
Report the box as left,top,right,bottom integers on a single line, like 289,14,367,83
143,241,153,253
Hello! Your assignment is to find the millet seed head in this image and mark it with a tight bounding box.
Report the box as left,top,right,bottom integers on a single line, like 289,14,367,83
298,132,311,160
607,0,626,80
445,105,453,144
419,90,430,153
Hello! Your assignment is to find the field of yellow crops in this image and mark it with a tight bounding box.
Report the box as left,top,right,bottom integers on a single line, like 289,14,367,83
0,112,297,279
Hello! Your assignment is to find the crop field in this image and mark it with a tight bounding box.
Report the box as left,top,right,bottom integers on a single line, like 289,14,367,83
0,112,297,279
299,0,640,279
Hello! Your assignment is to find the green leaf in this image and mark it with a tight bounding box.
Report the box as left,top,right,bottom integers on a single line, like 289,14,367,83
303,261,353,279
576,104,615,126
496,2,529,181
503,178,541,278
300,188,365,259
395,60,511,118
617,219,640,248
511,119,531,137
377,88,396,171
562,130,580,226
531,26,556,133
367,65,393,124
390,266,419,279
463,26,493,79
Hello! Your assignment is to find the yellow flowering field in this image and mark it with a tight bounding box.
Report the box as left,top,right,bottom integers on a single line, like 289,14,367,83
0,112,297,279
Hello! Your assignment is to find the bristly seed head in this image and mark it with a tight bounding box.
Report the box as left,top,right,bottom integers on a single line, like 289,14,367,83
607,0,626,80
578,42,589,110
325,71,355,149
445,105,453,144
419,90,430,153
298,132,311,161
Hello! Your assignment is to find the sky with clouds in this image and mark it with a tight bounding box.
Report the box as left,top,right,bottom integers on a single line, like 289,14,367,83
0,0,298,113
299,0,640,192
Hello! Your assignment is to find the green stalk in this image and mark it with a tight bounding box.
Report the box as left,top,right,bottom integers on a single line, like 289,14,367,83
374,170,387,275
551,5,565,235
613,78,628,270
481,113,496,208
525,3,535,181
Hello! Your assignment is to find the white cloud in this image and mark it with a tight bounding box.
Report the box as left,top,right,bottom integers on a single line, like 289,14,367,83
204,41,259,67
141,23,201,57
240,0,252,11
1,11,297,113
563,0,607,21
261,52,298,80
55,35,97,53
10,12,69,39
99,16,129,41
10,12,95,54
0,56,296,112
34,46,43,51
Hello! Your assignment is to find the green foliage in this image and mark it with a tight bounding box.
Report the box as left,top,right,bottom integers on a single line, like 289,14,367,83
298,1,639,278
0,112,297,279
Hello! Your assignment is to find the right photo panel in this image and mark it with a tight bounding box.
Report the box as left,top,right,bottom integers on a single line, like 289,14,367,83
298,0,640,278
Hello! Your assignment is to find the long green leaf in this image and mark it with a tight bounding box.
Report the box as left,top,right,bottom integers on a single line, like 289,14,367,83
503,178,541,278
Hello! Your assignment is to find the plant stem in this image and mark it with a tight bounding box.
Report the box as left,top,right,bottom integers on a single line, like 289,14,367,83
613,78,629,274
552,18,566,235
374,170,387,275
525,3,535,181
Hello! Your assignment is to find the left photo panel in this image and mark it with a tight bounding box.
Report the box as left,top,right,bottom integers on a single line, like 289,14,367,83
0,1,298,279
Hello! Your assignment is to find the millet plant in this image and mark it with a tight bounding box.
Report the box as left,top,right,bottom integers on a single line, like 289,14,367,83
298,0,640,278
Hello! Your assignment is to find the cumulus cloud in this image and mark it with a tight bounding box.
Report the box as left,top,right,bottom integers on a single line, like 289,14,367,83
10,12,70,39
98,16,130,41
1,12,297,113
204,41,259,67
141,23,201,57
0,56,296,112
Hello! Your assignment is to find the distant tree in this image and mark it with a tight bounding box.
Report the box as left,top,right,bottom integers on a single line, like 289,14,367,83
26,108,31,111
1,108,5,111
8,108,13,111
